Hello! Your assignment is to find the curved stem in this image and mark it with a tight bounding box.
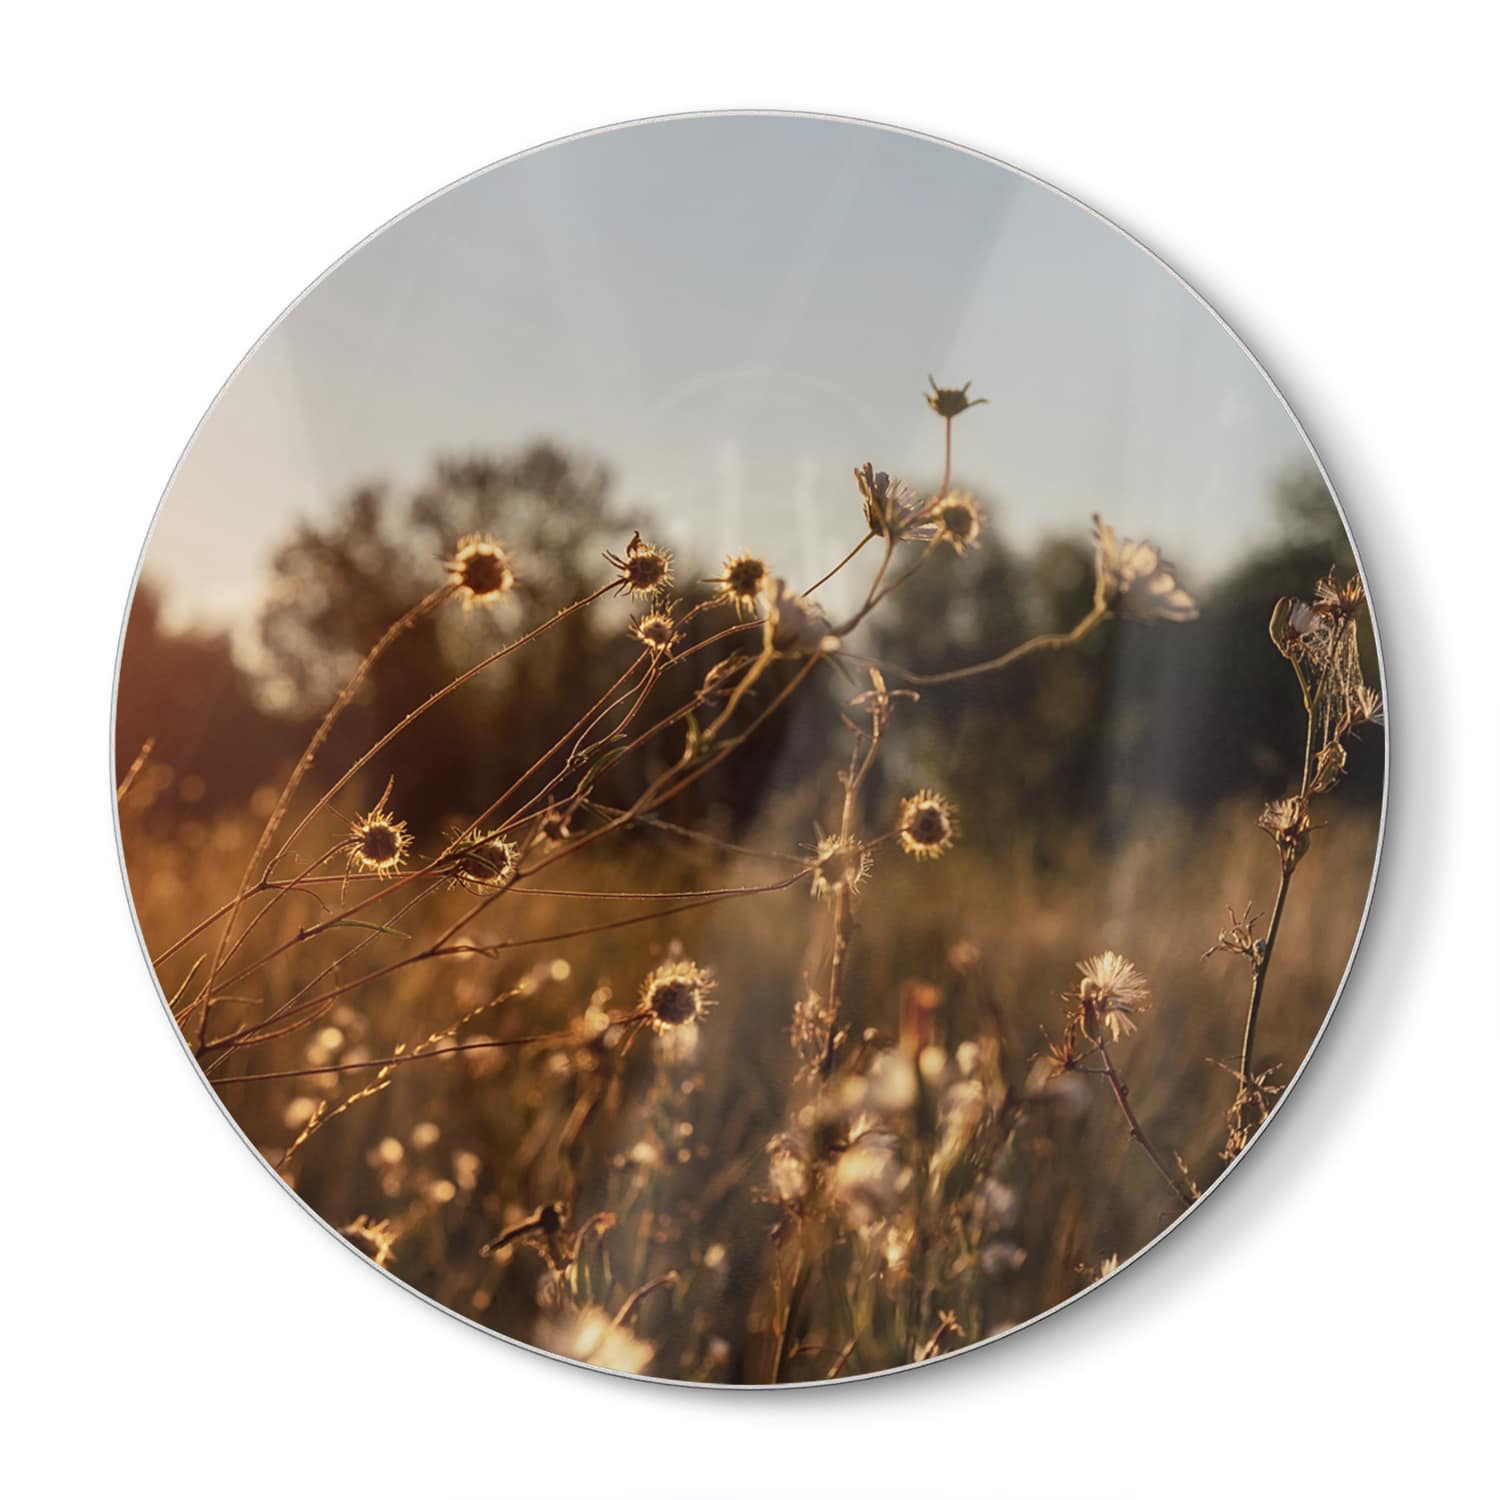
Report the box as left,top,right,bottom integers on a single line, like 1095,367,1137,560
1090,1026,1195,1208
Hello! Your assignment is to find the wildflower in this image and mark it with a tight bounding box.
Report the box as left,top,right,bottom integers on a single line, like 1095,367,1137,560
537,806,571,844
629,607,679,657
898,789,958,860
341,1214,397,1267
808,833,872,902
1036,1023,1084,1080
1354,685,1385,727
933,492,983,553
1202,903,1264,968
445,534,515,608
345,782,411,877
1071,951,1151,1042
763,577,834,656
1258,796,1313,871
924,376,988,420
603,530,673,596
854,462,936,541
1091,516,1198,622
1314,568,1365,622
710,552,768,617
640,958,716,1030
441,827,517,892
535,1306,654,1375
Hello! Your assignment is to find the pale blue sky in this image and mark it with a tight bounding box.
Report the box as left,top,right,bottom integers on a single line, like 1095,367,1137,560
148,114,1318,634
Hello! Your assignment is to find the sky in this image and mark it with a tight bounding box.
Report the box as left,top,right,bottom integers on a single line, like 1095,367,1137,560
145,114,1324,635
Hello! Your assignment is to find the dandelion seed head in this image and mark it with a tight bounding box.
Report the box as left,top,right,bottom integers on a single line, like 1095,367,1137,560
536,1306,655,1374
898,789,958,860
1072,951,1150,1041
809,834,872,901
641,958,716,1030
1091,516,1198,622
446,534,515,607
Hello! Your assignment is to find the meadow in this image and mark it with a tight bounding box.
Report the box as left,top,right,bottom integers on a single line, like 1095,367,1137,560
117,378,1382,1382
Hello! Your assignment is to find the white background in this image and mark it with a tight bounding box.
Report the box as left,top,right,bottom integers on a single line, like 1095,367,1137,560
4,4,1495,1495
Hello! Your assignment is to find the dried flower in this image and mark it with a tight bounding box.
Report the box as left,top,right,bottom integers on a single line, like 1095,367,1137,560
1037,1023,1084,1080
933,493,983,553
898,789,958,860
809,834,873,902
629,607,679,657
345,782,411,877
603,531,673,596
1091,516,1198,622
1314,568,1365,622
1202,903,1264,968
446,534,515,608
854,462,936,542
1310,740,1347,795
441,827,517,891
641,959,716,1030
1258,796,1313,871
1071,951,1150,1041
924,376,988,420
481,1201,570,1268
763,577,834,656
711,552,768,617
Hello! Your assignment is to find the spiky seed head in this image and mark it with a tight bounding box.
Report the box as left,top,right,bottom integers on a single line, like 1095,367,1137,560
444,828,518,891
641,959,716,1030
714,552,768,616
925,376,988,420
934,494,983,554
446,535,515,607
809,834,873,902
605,531,673,596
1071,951,1151,1042
854,462,936,541
630,609,679,656
898,790,958,860
347,787,411,877
1314,568,1365,622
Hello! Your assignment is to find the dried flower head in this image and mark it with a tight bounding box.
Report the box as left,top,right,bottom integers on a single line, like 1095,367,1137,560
345,782,411,877
933,493,983,553
711,552,768,617
604,530,673,596
1310,739,1348,795
537,806,572,844
481,1201,570,1266
809,833,873,902
1091,516,1198,622
629,607,680,657
445,534,515,609
1037,1023,1085,1081
1202,903,1265,968
925,376,988,420
1258,796,1313,871
1071,951,1151,1042
442,827,518,891
763,577,834,656
854,462,936,542
1314,568,1365,622
898,789,958,860
640,959,716,1030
